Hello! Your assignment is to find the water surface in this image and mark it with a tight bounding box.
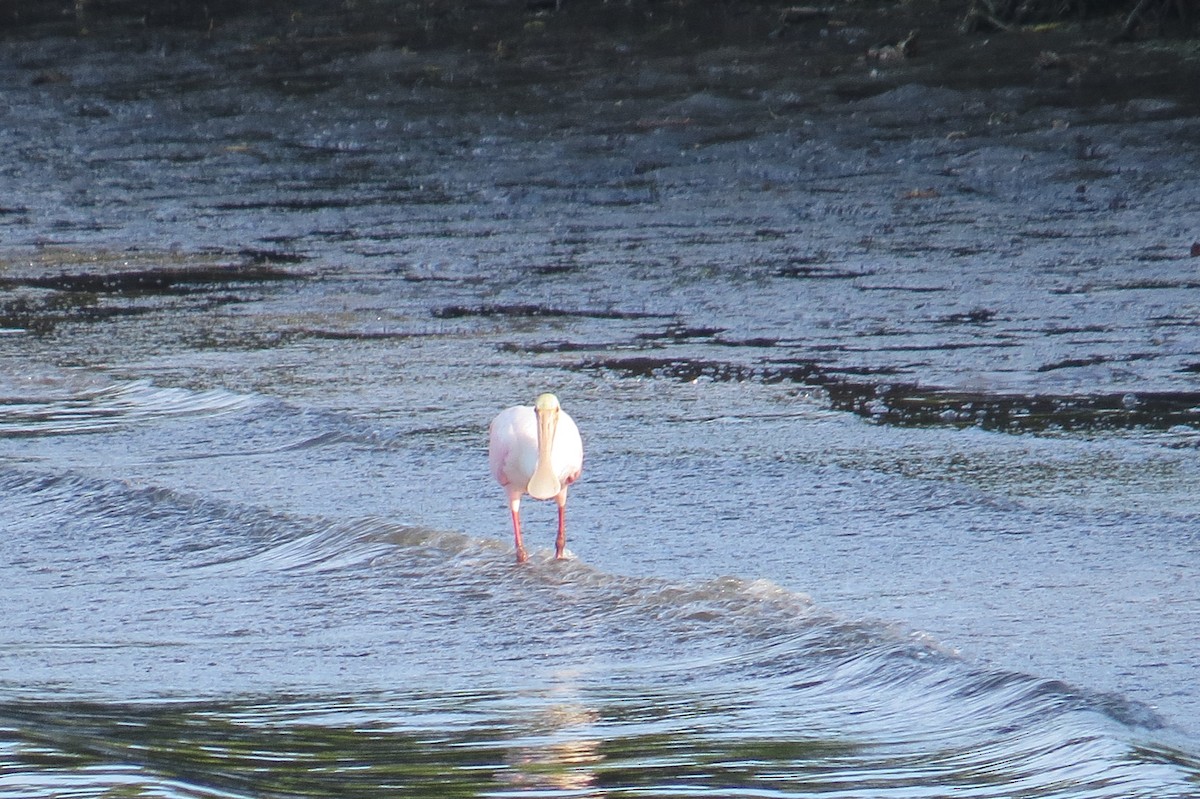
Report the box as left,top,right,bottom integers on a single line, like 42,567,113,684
1,12,1199,797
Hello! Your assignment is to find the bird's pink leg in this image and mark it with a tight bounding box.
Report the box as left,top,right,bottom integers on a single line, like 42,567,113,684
554,491,568,559
509,497,527,563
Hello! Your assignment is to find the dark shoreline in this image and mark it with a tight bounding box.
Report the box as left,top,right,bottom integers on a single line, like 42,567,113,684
5,1,1199,116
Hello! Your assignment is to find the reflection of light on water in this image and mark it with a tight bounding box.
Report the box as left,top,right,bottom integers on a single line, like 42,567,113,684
503,734,603,795
502,731,604,794
498,672,604,796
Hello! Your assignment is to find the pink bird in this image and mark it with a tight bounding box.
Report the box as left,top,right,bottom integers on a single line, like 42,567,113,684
488,393,583,563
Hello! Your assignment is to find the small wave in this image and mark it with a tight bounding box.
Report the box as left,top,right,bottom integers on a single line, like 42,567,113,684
21,468,1164,740
202,517,484,576
0,373,258,437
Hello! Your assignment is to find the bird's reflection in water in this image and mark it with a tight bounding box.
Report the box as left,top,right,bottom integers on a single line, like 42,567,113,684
499,674,604,795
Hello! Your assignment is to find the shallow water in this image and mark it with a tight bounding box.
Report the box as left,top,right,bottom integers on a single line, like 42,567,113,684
2,12,1200,798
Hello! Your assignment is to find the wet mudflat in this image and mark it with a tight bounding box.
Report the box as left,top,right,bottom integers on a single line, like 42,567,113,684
1,4,1199,797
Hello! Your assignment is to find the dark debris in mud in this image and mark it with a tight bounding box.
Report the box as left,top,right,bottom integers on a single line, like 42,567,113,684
306,325,455,342
851,384,1200,433
498,340,613,354
636,324,725,342
775,264,876,280
940,307,998,325
580,354,1200,433
0,292,158,335
432,304,666,321
0,262,296,295
0,253,303,335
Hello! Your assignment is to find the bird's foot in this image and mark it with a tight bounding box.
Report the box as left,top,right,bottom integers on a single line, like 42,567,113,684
515,546,529,564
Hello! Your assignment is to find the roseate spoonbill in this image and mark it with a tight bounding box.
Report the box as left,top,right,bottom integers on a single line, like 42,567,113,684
488,393,583,563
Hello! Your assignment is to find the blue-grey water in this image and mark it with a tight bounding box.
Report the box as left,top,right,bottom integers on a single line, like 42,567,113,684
2,12,1199,797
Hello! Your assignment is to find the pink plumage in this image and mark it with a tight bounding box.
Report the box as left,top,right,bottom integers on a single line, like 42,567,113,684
488,393,583,562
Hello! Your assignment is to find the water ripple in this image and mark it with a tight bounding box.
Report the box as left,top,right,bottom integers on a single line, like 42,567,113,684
0,376,258,437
